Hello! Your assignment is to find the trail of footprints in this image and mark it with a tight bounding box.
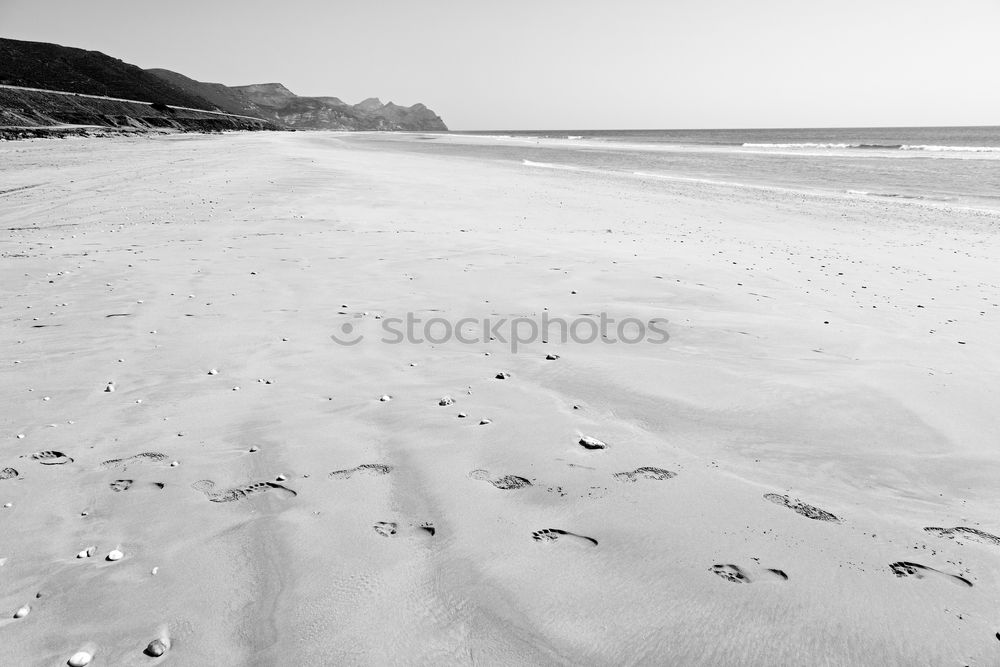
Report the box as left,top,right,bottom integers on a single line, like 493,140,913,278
1,442,990,593
2,418,994,655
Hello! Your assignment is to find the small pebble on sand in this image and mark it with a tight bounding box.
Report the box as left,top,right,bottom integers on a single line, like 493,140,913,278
439,396,455,406
13,604,30,619
151,567,159,575
579,436,608,450
170,461,179,467
207,368,218,375
495,372,510,379
249,446,259,453
106,549,124,561
379,395,392,402
545,354,560,360
104,382,115,393
77,546,96,559
479,419,492,425
68,651,93,666
144,639,168,657
457,413,467,418
276,474,287,481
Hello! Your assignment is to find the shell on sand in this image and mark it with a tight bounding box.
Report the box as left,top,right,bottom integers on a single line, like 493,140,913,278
68,651,93,666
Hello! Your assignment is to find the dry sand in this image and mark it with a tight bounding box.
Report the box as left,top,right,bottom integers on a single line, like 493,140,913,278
1,132,999,665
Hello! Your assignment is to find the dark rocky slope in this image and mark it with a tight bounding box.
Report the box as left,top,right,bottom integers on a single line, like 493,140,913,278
0,37,448,136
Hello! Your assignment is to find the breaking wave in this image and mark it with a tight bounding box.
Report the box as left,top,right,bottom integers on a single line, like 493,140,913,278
744,142,1000,153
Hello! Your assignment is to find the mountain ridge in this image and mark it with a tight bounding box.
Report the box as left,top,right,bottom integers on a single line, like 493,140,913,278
0,37,448,133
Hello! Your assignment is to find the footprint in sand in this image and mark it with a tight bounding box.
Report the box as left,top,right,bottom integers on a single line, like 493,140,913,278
763,493,840,522
373,521,398,537
924,526,1000,547
0,468,18,480
710,563,788,584
24,451,73,465
613,467,676,482
328,464,392,480
192,479,297,503
109,479,133,492
110,479,164,493
469,469,532,489
889,561,973,587
100,452,168,470
532,528,598,546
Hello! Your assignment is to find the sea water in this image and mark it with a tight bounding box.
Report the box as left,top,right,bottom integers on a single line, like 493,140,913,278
401,126,1000,211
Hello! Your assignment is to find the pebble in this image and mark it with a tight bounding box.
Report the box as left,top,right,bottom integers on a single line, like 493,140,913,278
495,372,510,379
479,419,492,425
13,604,30,619
170,461,179,467
276,474,287,482
104,382,115,393
68,651,93,666
16,434,25,439
579,436,608,450
106,549,124,561
144,639,168,657
545,354,560,360
77,546,96,559
207,368,218,375
379,395,392,402
457,413,467,418
439,396,455,406
249,446,259,453
151,567,159,575
3,503,11,509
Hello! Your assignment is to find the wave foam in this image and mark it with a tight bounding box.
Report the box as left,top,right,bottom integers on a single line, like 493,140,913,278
744,142,1000,153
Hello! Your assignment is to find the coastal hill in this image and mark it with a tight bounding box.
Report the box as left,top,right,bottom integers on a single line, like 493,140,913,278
222,81,448,131
0,37,448,135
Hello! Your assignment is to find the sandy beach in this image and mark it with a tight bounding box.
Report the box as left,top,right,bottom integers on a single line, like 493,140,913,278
2,131,999,665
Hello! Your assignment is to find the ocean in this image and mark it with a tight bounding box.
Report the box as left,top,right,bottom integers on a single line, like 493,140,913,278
380,126,1000,211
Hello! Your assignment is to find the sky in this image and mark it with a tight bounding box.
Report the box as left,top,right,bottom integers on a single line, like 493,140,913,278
2,0,998,130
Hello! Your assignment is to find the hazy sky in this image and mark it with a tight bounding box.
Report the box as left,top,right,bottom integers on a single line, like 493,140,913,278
3,0,998,130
